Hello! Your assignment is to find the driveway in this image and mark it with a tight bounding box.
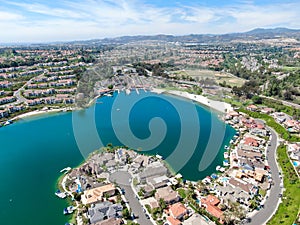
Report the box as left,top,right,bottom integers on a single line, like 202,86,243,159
109,171,153,225
245,122,282,225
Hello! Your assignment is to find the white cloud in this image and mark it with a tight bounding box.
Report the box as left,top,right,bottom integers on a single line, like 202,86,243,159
0,11,24,21
1,0,300,42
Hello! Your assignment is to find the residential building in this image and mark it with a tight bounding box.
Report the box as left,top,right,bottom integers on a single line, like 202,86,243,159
81,183,116,205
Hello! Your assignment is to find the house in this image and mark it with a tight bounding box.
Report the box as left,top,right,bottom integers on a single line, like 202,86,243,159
137,162,168,183
0,81,12,88
243,137,259,147
155,186,180,204
169,202,188,220
91,218,123,225
146,175,169,189
200,195,223,220
81,183,116,205
288,143,300,152
246,104,258,111
183,213,214,225
0,109,9,118
167,216,182,225
88,201,122,224
261,107,274,114
228,178,257,196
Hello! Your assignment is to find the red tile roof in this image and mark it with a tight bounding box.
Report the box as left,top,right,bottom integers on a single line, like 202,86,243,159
167,216,181,225
169,202,188,219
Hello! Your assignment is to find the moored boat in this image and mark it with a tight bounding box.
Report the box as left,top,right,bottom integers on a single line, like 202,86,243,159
55,190,67,199
63,206,74,215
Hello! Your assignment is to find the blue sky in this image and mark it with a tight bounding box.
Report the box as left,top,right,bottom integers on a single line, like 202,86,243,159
0,0,299,43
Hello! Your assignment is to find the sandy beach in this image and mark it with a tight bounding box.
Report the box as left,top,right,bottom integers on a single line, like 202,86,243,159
152,88,233,113
11,107,74,121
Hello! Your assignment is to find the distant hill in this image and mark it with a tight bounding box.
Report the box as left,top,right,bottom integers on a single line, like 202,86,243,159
3,27,300,47
245,27,300,35
66,27,300,46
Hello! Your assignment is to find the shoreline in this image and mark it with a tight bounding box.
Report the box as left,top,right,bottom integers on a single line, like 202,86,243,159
8,88,232,124
159,89,233,113
11,107,76,122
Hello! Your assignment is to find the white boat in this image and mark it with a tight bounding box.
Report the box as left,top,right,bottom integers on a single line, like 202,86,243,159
60,167,71,173
63,206,74,215
216,166,225,172
224,152,229,159
223,160,229,167
55,190,67,199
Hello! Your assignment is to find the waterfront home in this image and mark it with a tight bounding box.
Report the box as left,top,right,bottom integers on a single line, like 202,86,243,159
137,161,168,183
146,175,169,189
200,195,223,221
225,111,240,120
155,186,180,204
81,183,116,205
88,201,122,224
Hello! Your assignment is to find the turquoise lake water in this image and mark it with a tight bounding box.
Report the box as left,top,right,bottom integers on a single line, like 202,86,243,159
0,90,235,225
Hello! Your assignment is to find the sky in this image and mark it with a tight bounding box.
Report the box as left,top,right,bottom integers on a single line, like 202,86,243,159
0,0,300,43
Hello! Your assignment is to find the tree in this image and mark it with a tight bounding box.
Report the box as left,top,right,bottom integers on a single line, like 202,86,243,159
159,198,167,211
252,95,262,104
108,84,113,89
122,207,131,219
283,91,293,100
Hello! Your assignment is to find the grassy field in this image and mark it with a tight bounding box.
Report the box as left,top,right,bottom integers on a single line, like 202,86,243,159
282,66,300,72
214,72,246,87
173,69,246,87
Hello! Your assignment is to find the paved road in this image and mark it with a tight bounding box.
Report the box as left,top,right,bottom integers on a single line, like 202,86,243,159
109,171,153,225
245,122,283,225
2,76,36,107
260,95,300,110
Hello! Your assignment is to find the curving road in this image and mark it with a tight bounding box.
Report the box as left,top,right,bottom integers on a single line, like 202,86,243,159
245,121,283,225
109,171,153,225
